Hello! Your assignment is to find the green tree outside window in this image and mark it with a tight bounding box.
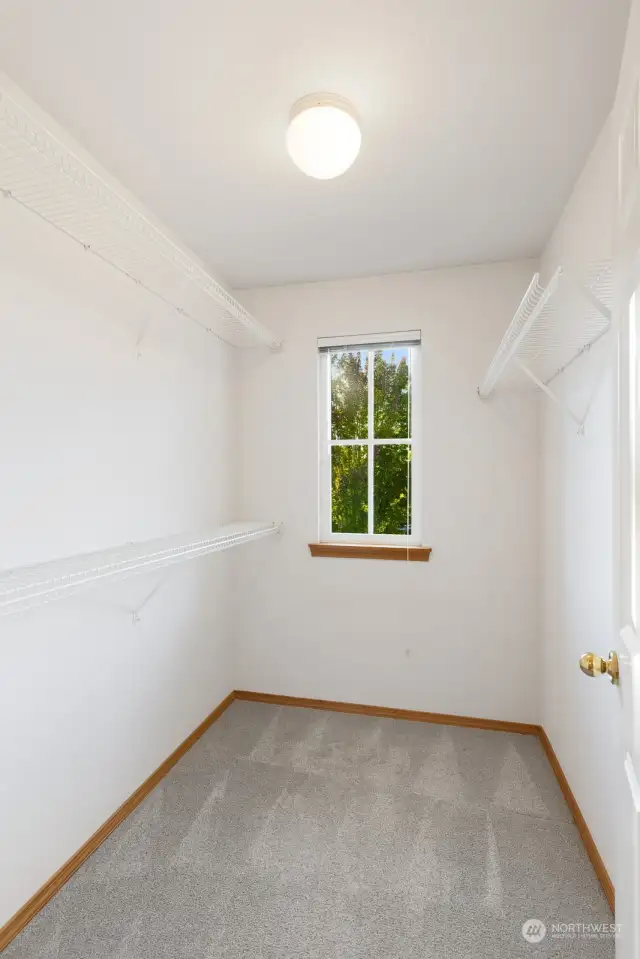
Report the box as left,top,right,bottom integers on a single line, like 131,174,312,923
330,348,412,535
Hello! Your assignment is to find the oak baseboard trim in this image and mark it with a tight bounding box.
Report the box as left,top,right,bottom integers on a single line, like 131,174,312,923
537,727,614,913
0,690,236,952
234,690,539,735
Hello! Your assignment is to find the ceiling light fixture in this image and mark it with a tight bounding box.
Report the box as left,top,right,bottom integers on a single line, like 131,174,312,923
286,94,361,180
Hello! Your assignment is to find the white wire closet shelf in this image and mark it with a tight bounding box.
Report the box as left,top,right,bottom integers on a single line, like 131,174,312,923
0,522,279,617
0,74,280,351
478,261,613,430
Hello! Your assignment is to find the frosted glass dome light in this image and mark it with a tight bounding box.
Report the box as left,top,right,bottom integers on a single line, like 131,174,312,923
286,94,361,180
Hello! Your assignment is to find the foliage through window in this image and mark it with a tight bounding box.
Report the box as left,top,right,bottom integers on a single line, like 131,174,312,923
319,338,420,543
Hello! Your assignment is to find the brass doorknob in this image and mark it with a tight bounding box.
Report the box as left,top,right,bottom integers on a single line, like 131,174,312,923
579,651,619,685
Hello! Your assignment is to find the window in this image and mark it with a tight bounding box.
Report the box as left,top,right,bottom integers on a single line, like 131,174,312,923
318,331,421,545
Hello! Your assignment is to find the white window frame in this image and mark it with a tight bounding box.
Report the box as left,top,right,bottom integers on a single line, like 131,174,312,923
318,341,422,545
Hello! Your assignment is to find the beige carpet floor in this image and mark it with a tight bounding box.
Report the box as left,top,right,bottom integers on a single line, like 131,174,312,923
5,700,614,958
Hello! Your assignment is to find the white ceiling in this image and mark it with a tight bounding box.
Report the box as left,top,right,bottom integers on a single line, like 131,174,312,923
0,0,630,289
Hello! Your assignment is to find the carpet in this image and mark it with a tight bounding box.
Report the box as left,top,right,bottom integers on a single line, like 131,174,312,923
4,700,614,957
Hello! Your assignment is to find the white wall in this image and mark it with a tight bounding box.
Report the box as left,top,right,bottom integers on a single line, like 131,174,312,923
538,122,620,883
236,261,539,723
537,0,640,893
0,199,237,926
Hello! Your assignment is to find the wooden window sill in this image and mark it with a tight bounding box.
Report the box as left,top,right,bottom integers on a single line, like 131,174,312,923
308,543,432,562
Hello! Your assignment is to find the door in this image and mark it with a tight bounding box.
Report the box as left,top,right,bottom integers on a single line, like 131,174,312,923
612,53,640,959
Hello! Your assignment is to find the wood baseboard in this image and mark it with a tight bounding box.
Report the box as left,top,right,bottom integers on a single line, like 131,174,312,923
0,690,236,952
537,727,614,913
234,690,540,735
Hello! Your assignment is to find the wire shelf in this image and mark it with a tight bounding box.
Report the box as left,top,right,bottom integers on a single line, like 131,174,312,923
478,261,612,429
0,522,279,617
0,74,280,351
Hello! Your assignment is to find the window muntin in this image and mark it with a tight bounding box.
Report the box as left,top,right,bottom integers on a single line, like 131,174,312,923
319,341,420,544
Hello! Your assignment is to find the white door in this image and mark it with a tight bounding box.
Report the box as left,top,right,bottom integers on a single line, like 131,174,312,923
612,52,640,958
